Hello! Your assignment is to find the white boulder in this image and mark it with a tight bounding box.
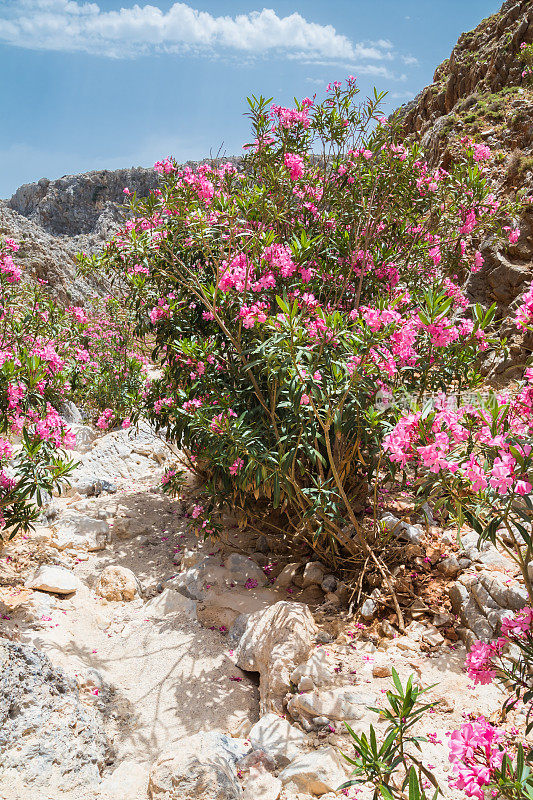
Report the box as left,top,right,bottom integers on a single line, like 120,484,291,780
95,565,138,602
25,565,79,595
279,746,349,795
234,601,318,714
248,713,307,766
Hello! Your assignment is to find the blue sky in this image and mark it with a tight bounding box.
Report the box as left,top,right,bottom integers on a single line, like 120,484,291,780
0,0,501,197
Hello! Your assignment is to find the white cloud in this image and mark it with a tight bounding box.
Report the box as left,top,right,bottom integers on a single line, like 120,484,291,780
0,0,363,61
294,60,405,81
401,54,419,66
389,90,416,99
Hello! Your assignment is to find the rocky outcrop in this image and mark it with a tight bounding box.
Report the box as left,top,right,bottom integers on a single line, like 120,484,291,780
8,167,158,237
398,0,533,381
2,158,244,304
0,167,158,304
148,732,250,800
399,1,532,141
0,200,102,304
233,601,318,714
449,569,528,646
0,641,109,789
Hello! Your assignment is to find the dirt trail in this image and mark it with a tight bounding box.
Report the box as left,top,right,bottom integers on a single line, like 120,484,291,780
1,485,260,800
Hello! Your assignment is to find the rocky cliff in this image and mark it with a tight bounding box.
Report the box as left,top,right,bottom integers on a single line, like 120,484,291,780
1,167,160,303
7,167,159,238
0,202,97,305
1,161,246,304
399,0,533,380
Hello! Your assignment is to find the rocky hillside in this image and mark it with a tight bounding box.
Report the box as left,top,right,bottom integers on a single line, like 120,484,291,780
0,203,98,305
7,167,158,238
1,160,245,304
0,167,160,304
401,0,532,140
400,0,533,380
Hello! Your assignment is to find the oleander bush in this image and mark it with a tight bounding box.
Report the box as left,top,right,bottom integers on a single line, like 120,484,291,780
82,77,518,571
0,239,76,535
0,242,148,537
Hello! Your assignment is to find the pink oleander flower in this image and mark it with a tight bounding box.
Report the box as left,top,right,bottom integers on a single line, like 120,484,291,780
501,606,533,637
96,408,114,430
69,306,89,324
229,458,244,475
0,438,13,460
448,717,504,800
472,251,484,273
284,153,304,181
161,469,176,486
465,641,499,685
473,143,491,162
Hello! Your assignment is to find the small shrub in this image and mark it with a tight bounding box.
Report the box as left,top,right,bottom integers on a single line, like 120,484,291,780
519,42,533,85
65,296,148,427
466,607,533,732
343,670,533,800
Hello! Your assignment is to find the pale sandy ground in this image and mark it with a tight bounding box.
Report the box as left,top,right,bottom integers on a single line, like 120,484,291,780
0,473,520,800
0,485,259,800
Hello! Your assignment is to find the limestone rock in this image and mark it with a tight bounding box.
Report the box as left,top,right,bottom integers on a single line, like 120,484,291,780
224,553,268,587
290,649,335,689
479,571,528,610
360,598,377,621
147,732,250,800
380,514,422,544
9,167,158,237
278,746,349,795
0,641,108,788
372,659,392,678
196,588,280,631
59,400,83,423
0,200,101,304
95,565,138,601
100,760,149,798
320,575,337,593
70,424,98,453
233,601,318,714
437,556,461,577
274,562,301,588
248,713,307,766
288,687,376,724
171,556,227,601
25,565,79,595
52,512,109,551
113,516,152,540
433,612,454,627
302,562,326,588
68,421,168,492
143,588,197,620
242,765,282,800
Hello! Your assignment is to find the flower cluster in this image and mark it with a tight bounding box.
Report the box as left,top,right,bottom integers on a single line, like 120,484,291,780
465,608,533,734
0,240,76,534
448,717,504,800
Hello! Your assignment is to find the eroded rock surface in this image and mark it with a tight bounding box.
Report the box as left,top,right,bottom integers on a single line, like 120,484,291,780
233,601,318,714
0,641,109,789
